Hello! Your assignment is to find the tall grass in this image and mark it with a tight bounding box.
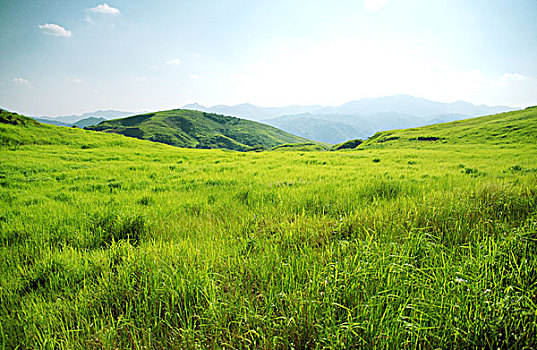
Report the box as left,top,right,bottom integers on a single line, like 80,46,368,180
1,139,536,348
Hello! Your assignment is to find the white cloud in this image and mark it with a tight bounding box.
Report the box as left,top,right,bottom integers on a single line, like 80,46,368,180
70,78,83,84
12,77,30,86
166,58,181,65
85,15,94,24
189,75,200,80
136,76,148,82
38,23,72,38
88,3,120,15
500,73,528,81
363,0,387,12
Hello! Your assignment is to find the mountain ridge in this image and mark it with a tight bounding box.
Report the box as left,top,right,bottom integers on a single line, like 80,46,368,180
185,95,515,120
185,95,517,143
35,110,142,125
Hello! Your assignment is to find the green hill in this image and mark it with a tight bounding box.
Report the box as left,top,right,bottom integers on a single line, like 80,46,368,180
362,106,537,147
86,109,313,151
0,109,155,149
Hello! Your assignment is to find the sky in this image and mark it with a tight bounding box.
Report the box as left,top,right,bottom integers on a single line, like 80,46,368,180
1,0,536,116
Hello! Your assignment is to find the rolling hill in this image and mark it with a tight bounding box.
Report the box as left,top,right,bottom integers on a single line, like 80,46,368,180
0,109,156,149
361,106,537,147
86,109,313,151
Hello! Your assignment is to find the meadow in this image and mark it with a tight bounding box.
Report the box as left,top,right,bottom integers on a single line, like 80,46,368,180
1,111,537,348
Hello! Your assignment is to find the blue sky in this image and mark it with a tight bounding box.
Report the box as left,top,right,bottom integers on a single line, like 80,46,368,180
1,0,536,116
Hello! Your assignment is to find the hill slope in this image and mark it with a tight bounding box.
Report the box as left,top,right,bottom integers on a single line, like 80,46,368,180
362,106,537,147
87,109,313,151
0,109,164,149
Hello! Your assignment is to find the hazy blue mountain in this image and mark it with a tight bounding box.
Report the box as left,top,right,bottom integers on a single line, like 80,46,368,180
37,110,140,124
262,112,428,144
73,117,107,128
314,95,515,118
183,103,322,121
185,95,514,125
31,118,72,127
262,114,369,144
262,108,515,144
258,96,517,143
424,113,468,125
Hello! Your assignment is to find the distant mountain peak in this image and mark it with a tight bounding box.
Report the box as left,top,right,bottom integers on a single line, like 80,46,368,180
183,103,206,109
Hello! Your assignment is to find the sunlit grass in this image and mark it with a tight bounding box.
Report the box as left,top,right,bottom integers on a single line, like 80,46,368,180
1,111,537,348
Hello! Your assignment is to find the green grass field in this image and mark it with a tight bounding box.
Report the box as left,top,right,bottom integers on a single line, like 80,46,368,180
1,109,537,348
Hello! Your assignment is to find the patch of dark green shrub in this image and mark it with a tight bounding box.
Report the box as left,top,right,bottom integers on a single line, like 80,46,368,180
332,139,363,150
108,181,122,193
411,136,443,141
137,196,152,206
89,212,146,248
464,167,478,175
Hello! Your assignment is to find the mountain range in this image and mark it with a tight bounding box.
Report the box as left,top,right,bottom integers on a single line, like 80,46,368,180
31,110,141,128
184,95,516,143
29,96,517,144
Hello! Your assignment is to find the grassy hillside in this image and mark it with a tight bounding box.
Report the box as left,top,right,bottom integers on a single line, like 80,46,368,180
87,109,313,151
0,109,156,150
363,106,537,147
1,108,537,348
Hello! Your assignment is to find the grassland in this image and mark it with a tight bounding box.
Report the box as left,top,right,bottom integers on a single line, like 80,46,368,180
86,109,313,151
362,106,537,147
1,109,537,348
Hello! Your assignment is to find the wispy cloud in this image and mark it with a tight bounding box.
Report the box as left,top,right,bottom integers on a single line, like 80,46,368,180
12,77,30,86
363,0,387,12
189,75,200,80
38,23,72,38
166,58,181,65
500,73,528,81
88,3,120,15
136,76,148,82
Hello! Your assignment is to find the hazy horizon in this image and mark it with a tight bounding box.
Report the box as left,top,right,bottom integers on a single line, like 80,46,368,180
1,0,536,116
6,94,520,119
